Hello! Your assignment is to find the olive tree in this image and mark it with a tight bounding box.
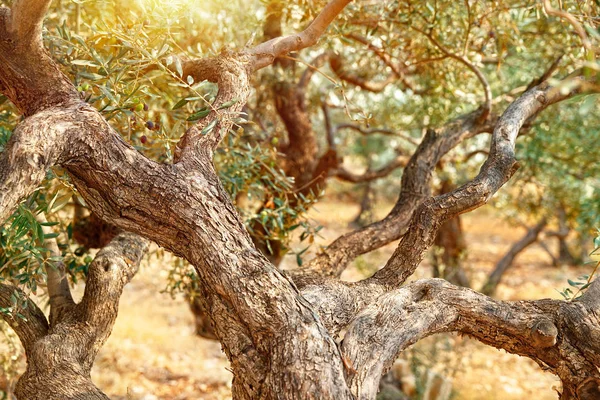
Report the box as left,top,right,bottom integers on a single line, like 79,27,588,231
1,0,600,399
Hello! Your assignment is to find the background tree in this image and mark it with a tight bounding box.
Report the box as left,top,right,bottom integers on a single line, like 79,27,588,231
0,1,600,399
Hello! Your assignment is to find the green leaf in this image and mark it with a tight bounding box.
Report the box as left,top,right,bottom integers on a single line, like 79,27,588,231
172,98,189,110
201,119,218,135
174,57,183,77
186,108,210,121
218,98,239,110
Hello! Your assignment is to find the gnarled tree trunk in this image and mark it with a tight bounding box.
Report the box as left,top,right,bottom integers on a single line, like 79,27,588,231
1,1,600,399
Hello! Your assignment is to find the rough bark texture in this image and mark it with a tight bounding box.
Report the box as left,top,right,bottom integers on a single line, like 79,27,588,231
13,233,148,400
1,1,599,399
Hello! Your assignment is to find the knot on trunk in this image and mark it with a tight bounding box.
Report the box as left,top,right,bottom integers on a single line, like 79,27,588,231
530,319,557,348
577,378,600,400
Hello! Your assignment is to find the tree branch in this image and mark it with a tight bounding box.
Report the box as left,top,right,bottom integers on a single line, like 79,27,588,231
0,107,78,224
370,76,594,289
0,283,48,357
174,56,251,163
343,33,427,94
335,123,419,145
542,0,593,52
329,52,397,93
340,279,572,399
247,0,352,72
333,154,409,183
298,52,331,90
413,27,492,119
296,109,496,280
9,0,53,46
481,217,547,296
76,232,149,329
36,213,75,326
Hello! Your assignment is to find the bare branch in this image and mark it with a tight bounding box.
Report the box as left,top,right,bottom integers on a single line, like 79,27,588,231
9,0,52,46
0,283,48,357
333,155,409,183
321,101,336,150
343,33,427,94
329,52,397,93
481,217,547,296
525,54,564,91
344,33,403,75
248,0,352,72
542,0,594,52
370,76,595,289
298,52,331,90
36,213,75,326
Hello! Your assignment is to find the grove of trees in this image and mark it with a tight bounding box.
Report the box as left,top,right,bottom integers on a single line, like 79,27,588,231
0,0,599,399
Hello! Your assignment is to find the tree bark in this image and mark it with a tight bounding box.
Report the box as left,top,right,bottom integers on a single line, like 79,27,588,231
7,233,149,400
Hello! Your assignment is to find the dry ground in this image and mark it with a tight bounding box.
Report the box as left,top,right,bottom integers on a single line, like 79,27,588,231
1,198,589,399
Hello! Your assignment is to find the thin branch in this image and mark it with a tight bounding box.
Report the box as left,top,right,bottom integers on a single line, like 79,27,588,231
343,33,427,94
525,54,564,91
36,212,75,326
462,148,489,162
0,283,48,357
298,52,333,90
248,0,352,72
329,52,397,93
322,101,336,150
336,123,419,146
481,217,547,296
537,239,559,267
344,33,403,75
542,0,594,52
413,27,492,118
333,155,409,183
